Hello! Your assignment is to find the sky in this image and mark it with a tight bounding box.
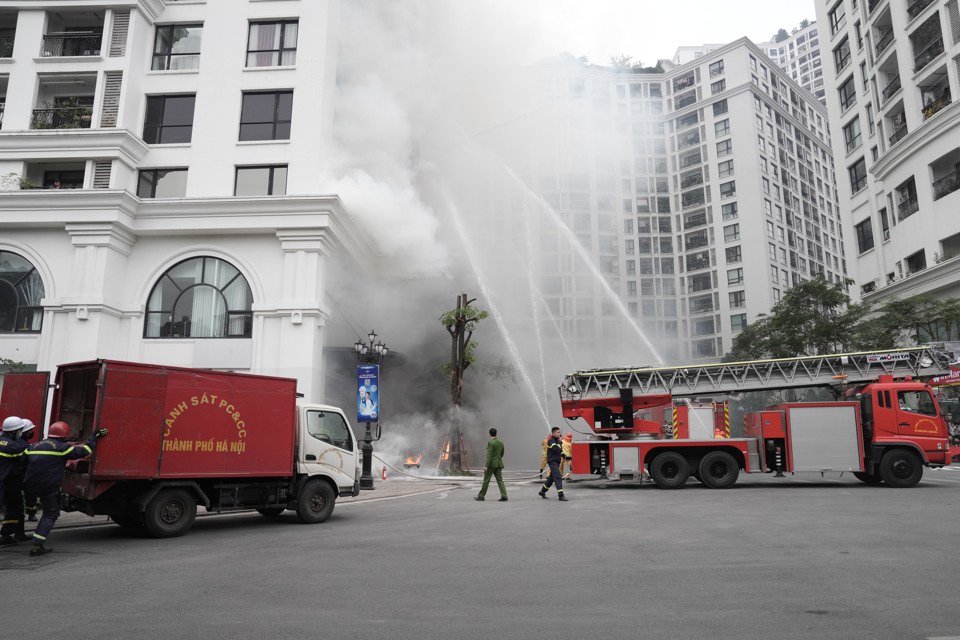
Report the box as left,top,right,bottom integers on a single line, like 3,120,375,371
498,0,819,66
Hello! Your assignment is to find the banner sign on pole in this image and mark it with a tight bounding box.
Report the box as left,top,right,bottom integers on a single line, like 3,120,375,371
357,364,380,423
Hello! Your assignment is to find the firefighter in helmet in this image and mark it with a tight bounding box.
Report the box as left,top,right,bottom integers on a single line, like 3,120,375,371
560,432,573,479
20,420,41,523
23,421,107,556
0,416,30,546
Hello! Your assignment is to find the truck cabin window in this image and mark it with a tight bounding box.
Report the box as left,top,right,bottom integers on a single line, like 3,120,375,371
897,390,937,416
306,411,353,451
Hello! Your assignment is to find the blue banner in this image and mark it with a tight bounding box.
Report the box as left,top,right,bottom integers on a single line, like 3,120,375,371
357,364,380,423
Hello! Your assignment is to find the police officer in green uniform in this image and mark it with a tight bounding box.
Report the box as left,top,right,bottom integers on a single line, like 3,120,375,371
474,428,507,502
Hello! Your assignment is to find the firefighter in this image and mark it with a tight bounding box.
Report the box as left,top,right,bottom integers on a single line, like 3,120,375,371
560,432,573,479
0,416,30,546
538,426,567,501
20,420,40,522
539,434,550,479
24,422,108,556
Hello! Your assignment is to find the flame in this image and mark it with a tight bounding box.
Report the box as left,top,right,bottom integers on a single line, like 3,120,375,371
404,454,423,465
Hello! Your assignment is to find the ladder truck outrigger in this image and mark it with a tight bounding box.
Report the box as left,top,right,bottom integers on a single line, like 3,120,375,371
560,346,957,489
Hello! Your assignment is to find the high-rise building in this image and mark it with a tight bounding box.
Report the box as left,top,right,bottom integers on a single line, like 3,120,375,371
514,38,845,363
0,1,363,400
674,22,827,104
814,0,960,304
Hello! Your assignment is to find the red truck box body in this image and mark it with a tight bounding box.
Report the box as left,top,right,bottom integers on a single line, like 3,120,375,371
52,360,298,480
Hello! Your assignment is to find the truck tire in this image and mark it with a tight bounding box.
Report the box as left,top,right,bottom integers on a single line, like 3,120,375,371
879,450,923,488
649,452,689,489
852,471,883,485
296,479,335,523
143,489,198,538
256,507,286,517
699,451,739,489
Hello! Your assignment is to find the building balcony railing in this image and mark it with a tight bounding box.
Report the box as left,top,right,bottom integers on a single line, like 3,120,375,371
907,0,935,19
933,170,960,200
888,124,908,145
41,32,102,57
678,134,700,149
913,35,944,72
673,76,695,92
0,34,13,58
881,75,902,102
676,94,697,109
682,194,705,209
680,153,702,168
897,194,919,218
680,174,703,189
868,0,883,13
31,107,93,129
922,91,951,120
875,29,895,56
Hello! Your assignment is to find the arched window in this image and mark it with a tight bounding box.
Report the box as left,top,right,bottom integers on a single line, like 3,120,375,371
144,256,252,338
0,251,45,334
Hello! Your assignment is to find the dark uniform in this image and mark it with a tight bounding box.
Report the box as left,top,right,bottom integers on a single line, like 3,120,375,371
0,431,29,544
538,433,567,501
24,433,99,552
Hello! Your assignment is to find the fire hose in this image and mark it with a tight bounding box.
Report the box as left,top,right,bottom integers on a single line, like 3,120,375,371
371,454,543,482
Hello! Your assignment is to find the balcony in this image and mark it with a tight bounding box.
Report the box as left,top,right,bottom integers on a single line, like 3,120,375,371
907,0,935,19
922,91,951,120
897,194,919,218
678,132,700,150
675,92,696,109
680,172,703,189
913,35,944,72
934,171,960,200
680,153,702,168
681,190,705,209
875,29,894,56
0,33,12,58
888,125,908,146
673,74,695,92
41,32,103,57
881,75,901,102
868,0,883,13
31,105,93,130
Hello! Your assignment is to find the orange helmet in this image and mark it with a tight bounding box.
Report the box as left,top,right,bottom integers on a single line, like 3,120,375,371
564,433,573,441
48,421,71,438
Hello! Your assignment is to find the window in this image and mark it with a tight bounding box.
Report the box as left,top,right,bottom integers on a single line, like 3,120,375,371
829,0,846,35
143,95,196,144
897,390,937,416
855,218,874,253
306,410,353,451
0,251,44,333
838,76,856,111
833,37,851,73
239,91,293,141
152,24,203,70
849,157,867,193
731,313,748,333
729,290,746,308
246,20,298,67
722,202,738,220
716,139,733,157
720,180,736,198
713,99,728,116
138,168,188,198
725,245,742,263
727,268,744,285
843,116,861,152
711,79,726,94
718,160,734,178
144,256,253,338
235,165,288,196
714,119,730,137
709,60,724,77
724,223,740,242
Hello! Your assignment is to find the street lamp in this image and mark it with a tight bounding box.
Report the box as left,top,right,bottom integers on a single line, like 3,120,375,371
355,330,387,489
354,330,389,365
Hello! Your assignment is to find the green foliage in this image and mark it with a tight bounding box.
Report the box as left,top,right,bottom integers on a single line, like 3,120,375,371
439,306,489,330
772,28,790,43
0,357,26,371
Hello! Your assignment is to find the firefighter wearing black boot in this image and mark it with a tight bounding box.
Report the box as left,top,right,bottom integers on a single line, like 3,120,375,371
24,422,107,557
538,427,567,501
0,417,30,546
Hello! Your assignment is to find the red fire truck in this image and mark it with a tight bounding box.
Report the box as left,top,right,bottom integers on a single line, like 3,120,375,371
560,347,956,489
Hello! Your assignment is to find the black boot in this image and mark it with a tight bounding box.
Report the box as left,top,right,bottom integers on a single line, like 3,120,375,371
498,496,508,502
538,489,547,499
0,535,17,546
29,544,52,557
558,493,568,502
474,495,484,501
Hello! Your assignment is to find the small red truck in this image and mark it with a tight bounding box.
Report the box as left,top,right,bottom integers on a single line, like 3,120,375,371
0,360,360,537
561,347,955,489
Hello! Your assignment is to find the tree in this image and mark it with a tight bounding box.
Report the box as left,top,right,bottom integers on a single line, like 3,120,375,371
800,19,811,29
772,28,790,43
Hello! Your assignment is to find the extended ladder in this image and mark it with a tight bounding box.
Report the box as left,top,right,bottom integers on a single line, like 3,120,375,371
561,346,954,400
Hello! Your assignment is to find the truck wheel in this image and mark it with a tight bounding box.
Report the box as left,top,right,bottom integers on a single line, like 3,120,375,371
296,479,335,523
256,507,286,517
852,471,883,485
879,450,922,488
649,452,689,489
699,451,739,489
144,489,197,538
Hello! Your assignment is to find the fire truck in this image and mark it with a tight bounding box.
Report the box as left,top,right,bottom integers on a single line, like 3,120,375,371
560,347,956,489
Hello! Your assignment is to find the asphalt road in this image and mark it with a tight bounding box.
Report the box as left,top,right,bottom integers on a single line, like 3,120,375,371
4,469,960,640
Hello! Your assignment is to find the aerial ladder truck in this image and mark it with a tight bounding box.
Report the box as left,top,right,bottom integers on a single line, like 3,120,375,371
560,346,957,489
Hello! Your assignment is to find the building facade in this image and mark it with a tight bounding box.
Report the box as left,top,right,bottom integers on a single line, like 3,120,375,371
815,0,960,305
518,39,846,363
0,0,370,402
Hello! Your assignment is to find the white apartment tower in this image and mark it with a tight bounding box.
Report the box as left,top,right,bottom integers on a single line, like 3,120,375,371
815,0,960,305
522,39,845,362
0,0,368,401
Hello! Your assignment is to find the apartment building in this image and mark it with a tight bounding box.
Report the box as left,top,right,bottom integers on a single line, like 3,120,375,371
815,0,960,304
0,1,367,402
674,22,827,103
516,39,845,363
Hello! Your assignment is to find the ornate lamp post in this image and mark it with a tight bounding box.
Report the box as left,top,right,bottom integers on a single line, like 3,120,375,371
355,330,387,489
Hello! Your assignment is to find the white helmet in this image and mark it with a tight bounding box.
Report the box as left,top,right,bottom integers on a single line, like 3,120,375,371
2,416,25,432
21,419,35,432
